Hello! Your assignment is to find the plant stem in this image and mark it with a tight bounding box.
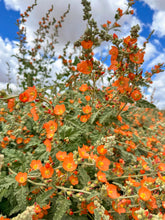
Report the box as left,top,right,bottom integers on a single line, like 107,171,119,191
27,179,46,187
56,185,91,195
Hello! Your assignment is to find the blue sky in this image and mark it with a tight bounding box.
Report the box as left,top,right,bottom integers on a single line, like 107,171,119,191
0,0,19,41
0,0,165,109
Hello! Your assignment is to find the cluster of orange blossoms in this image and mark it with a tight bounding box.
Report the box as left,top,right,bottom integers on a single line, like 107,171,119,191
1,2,165,219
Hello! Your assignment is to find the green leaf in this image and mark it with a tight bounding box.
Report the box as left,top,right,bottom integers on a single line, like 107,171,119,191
9,205,21,216
132,134,139,143
15,186,27,211
99,108,112,124
53,196,71,220
0,188,6,202
34,144,49,161
59,125,81,142
136,99,156,108
119,95,134,104
36,189,54,207
90,110,101,124
73,56,80,66
2,148,26,164
0,174,16,190
86,191,100,202
78,167,90,186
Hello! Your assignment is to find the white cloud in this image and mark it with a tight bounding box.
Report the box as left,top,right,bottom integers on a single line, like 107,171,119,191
137,36,158,62
153,39,161,45
0,82,20,94
147,53,165,69
0,37,18,85
140,0,165,37
3,0,135,48
1,0,138,81
151,11,165,37
146,72,165,109
140,0,165,11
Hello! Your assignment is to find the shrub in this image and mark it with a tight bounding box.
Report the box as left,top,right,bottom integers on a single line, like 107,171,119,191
0,0,165,219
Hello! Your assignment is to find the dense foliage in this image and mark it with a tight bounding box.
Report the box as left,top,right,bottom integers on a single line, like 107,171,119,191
0,0,165,219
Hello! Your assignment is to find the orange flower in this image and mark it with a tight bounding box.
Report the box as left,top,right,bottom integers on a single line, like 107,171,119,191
96,156,110,171
34,204,42,214
102,23,107,28
82,105,92,114
90,152,98,161
78,98,82,104
56,151,67,161
132,207,140,220
81,40,93,49
107,184,120,199
108,60,121,71
158,172,165,182
62,153,77,172
117,8,123,16
69,99,74,104
43,138,52,152
80,115,88,123
16,137,23,144
112,199,131,214
162,201,165,208
8,98,15,112
129,50,145,64
142,160,150,171
87,201,96,214
43,120,57,137
30,106,39,121
69,175,78,185
97,171,107,183
138,186,151,201
128,176,140,187
158,163,165,171
109,46,118,60
80,201,88,215
85,95,91,101
77,60,93,74
30,160,42,170
124,36,137,47
97,145,107,155
131,90,142,101
40,164,54,179
19,91,29,102
82,144,90,152
147,195,157,210
54,104,66,115
0,217,10,220
113,162,124,177
15,172,27,185
24,138,30,144
26,86,37,102
112,76,129,91
78,146,89,159
79,84,88,92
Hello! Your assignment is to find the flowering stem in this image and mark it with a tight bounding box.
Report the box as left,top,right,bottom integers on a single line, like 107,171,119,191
110,171,164,180
115,194,138,200
27,179,46,187
116,102,127,118
8,168,17,175
55,115,60,142
56,185,91,195
0,95,18,100
39,96,54,109
92,71,96,102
